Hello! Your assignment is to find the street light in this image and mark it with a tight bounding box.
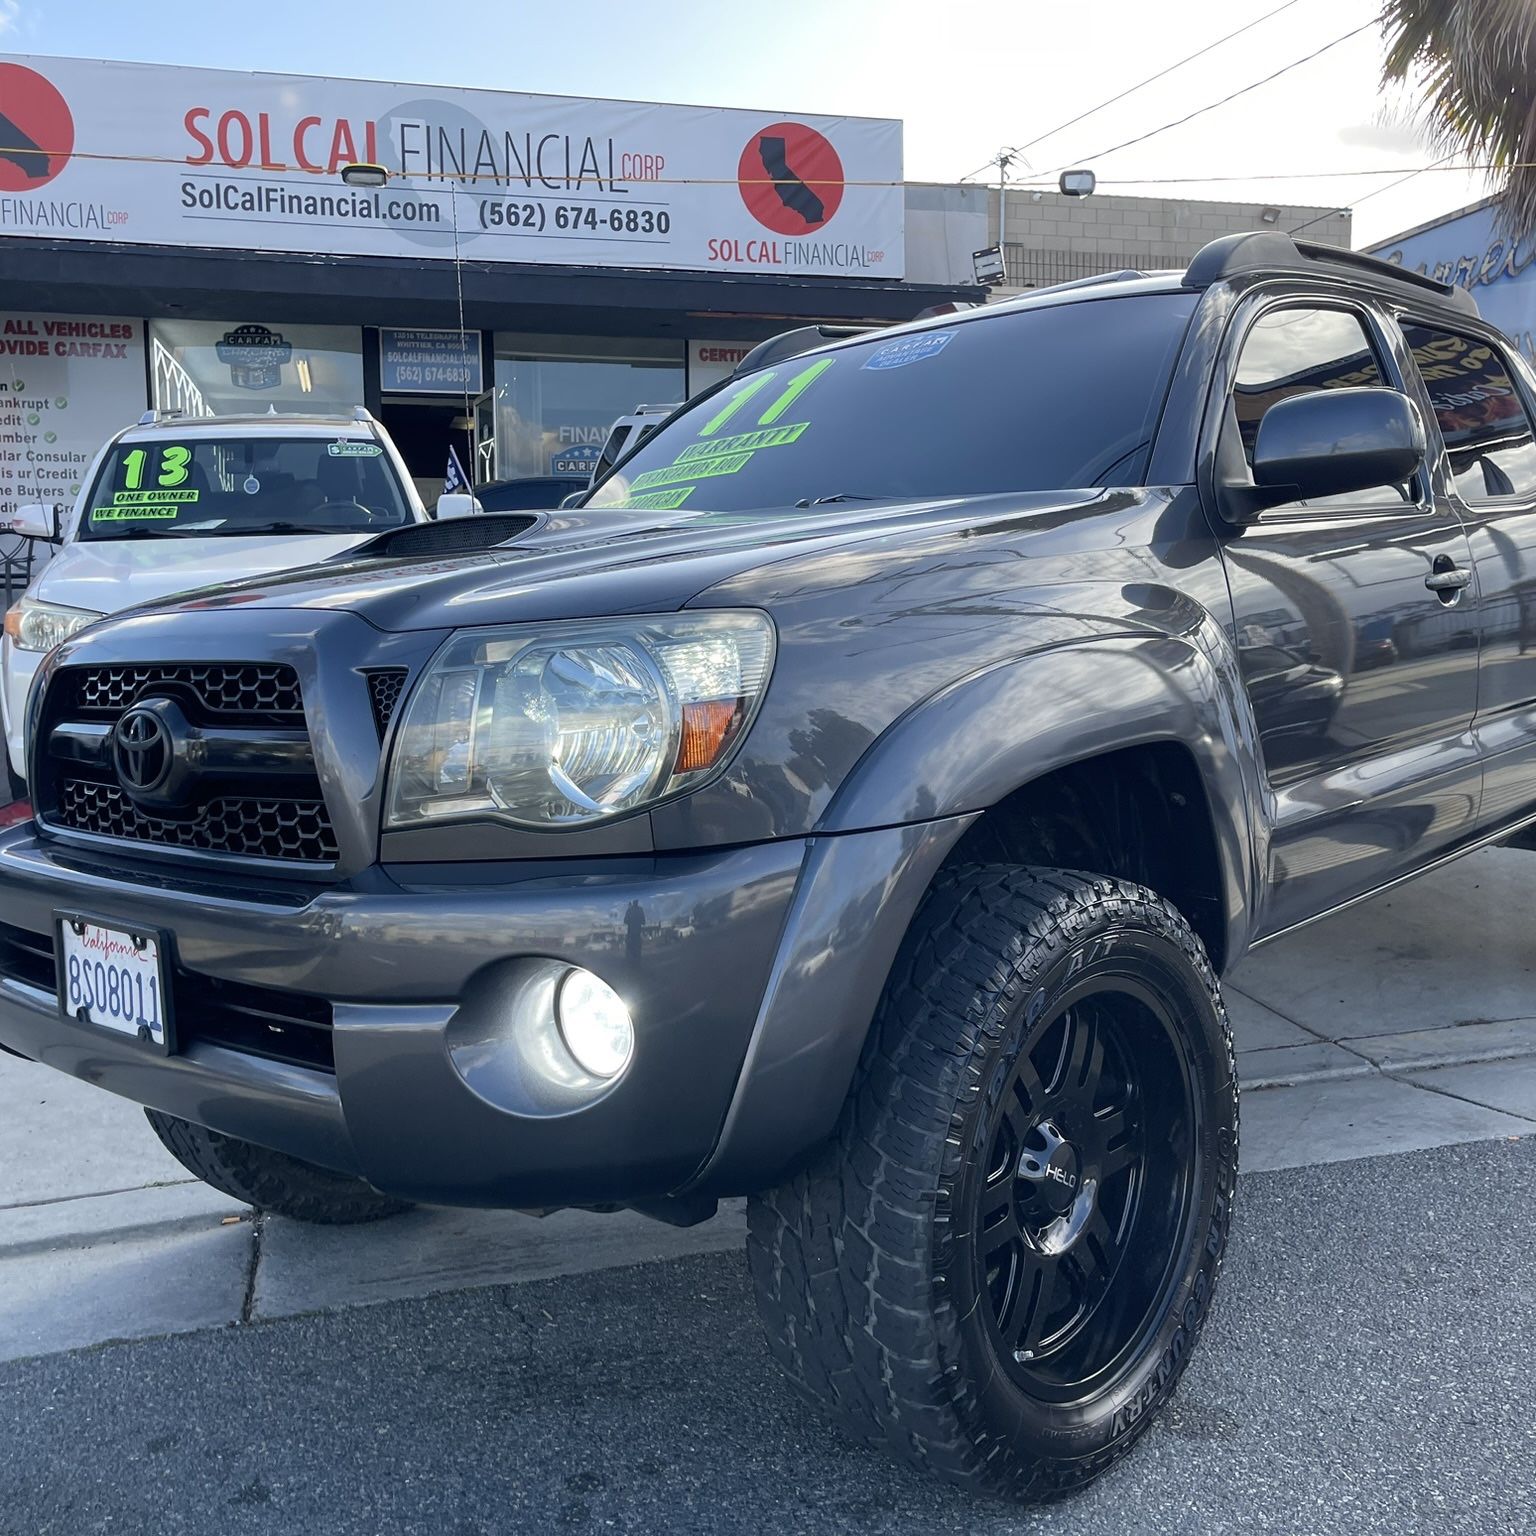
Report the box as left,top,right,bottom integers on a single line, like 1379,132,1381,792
1059,169,1096,198
340,162,389,189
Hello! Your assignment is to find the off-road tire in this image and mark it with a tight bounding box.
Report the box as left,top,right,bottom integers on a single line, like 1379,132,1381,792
747,866,1239,1502
145,1109,412,1225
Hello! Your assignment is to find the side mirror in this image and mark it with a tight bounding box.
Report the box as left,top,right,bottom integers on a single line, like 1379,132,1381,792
435,492,480,521
1241,387,1424,517
6,503,59,541
558,491,585,510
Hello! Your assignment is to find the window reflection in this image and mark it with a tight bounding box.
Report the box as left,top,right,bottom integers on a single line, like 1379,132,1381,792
1402,323,1536,503
491,334,684,483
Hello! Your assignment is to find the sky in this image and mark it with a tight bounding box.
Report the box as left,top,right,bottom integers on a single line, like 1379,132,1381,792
0,0,1496,249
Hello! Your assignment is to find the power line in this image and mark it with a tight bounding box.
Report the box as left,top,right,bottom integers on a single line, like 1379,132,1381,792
1035,19,1378,182
960,0,1307,183
1287,151,1465,236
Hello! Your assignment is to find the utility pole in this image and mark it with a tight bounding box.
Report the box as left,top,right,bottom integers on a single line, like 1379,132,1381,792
996,150,1016,283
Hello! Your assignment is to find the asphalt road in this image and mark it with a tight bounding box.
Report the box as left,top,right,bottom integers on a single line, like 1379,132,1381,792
2,1137,1532,1536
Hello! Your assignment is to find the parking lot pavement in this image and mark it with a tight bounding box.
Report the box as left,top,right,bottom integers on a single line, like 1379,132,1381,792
1,1136,1531,1536
3,847,1536,1365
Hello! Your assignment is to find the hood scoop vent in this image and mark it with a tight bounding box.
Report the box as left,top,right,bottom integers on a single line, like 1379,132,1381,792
342,512,541,561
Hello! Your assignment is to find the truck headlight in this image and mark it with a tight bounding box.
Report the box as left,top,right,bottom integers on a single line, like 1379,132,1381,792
384,612,775,830
3,598,103,653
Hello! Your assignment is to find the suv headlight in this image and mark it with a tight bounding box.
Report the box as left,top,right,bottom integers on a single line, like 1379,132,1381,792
384,612,775,830
3,597,103,653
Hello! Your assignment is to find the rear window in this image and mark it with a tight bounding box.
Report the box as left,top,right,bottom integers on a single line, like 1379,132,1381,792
585,293,1197,514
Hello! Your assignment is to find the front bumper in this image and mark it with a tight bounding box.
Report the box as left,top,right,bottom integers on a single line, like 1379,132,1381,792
0,826,806,1206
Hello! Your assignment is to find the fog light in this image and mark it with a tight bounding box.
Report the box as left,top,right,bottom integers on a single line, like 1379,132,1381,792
555,968,634,1078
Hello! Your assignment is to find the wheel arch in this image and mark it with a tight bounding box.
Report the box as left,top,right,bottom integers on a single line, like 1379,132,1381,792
817,633,1254,968
691,635,1257,1197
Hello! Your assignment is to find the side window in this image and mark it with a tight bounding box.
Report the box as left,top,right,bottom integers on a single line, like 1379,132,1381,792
1401,323,1536,503
1230,306,1409,509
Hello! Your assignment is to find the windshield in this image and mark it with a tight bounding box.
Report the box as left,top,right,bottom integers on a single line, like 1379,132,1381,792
586,293,1197,515
78,435,413,540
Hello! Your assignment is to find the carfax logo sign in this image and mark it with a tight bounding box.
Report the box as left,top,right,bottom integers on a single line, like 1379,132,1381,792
0,54,905,278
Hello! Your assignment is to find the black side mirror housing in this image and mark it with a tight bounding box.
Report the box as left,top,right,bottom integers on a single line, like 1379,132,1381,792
1226,386,1425,521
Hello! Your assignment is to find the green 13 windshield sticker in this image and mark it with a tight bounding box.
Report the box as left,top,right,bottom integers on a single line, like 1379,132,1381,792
607,357,837,508
91,445,201,521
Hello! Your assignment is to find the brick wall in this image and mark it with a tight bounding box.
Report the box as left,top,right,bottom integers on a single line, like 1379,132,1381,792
985,190,1352,293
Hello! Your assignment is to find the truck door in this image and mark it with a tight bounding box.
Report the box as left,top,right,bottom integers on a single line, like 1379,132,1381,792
1213,297,1480,937
1394,318,1536,835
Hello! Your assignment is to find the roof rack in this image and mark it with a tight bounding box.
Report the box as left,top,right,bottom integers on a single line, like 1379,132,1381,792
1182,231,1478,315
733,324,884,376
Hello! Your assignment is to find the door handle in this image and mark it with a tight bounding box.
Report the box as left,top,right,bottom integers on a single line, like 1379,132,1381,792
1424,567,1471,594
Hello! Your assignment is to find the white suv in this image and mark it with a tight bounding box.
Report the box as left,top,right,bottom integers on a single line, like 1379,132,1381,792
1,409,427,788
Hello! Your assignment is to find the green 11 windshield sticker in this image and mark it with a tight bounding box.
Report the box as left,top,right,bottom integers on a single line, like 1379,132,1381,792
611,357,838,511
91,445,202,522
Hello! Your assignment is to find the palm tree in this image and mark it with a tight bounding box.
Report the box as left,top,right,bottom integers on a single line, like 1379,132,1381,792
1382,0,1536,234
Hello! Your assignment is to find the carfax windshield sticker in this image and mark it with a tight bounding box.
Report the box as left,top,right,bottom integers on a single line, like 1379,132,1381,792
862,332,954,371
327,440,383,457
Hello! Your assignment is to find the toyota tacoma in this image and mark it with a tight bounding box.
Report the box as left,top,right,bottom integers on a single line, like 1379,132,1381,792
0,232,1521,1501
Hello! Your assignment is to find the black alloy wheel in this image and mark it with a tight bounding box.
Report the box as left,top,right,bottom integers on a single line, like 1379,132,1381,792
970,980,1196,1402
748,866,1238,1502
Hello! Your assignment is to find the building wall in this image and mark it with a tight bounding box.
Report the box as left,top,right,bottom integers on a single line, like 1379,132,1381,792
1369,198,1536,363
902,182,991,286
983,191,1352,293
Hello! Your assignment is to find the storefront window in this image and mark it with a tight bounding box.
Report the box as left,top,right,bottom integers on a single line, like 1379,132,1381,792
149,320,364,417
490,334,684,483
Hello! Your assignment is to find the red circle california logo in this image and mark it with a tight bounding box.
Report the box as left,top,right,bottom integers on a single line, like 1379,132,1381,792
737,121,845,236
0,62,74,193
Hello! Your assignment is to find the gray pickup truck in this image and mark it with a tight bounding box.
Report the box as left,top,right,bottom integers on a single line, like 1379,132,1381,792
0,231,1525,1501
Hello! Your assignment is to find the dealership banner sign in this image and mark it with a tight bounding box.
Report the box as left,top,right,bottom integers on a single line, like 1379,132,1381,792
0,313,146,529
0,56,904,279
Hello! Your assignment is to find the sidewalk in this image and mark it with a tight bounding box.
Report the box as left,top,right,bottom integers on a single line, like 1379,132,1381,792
3,846,1535,1364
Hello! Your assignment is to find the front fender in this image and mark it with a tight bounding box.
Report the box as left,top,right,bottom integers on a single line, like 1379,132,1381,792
818,630,1259,969
691,629,1261,1195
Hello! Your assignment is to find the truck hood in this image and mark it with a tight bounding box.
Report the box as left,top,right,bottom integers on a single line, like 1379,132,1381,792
131,493,1109,633
30,533,379,616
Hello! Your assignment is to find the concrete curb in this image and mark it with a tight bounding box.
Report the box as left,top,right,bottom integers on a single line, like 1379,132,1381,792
1240,1017,1536,1091
0,1181,247,1257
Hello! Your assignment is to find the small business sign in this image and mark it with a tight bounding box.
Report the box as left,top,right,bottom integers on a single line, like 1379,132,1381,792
379,327,483,395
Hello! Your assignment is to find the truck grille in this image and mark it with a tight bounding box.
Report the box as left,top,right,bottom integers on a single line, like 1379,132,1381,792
364,667,408,739
67,663,304,722
35,662,340,867
56,779,340,863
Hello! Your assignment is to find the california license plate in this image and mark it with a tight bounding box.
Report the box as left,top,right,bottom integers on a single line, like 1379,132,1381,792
57,916,171,1051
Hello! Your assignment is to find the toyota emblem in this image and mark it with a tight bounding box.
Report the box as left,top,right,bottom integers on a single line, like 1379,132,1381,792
112,705,172,794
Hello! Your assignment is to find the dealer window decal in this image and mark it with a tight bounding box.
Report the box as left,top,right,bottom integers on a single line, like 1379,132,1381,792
604,358,839,507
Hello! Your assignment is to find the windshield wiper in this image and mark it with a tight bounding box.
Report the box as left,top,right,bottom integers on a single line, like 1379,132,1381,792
793,492,884,509
217,521,369,536
86,527,206,541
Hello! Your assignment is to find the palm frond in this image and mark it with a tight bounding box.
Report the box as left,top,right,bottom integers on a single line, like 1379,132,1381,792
1381,0,1536,235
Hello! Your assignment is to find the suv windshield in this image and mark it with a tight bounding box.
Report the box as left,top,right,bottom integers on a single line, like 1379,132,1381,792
586,292,1197,515
79,435,413,540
